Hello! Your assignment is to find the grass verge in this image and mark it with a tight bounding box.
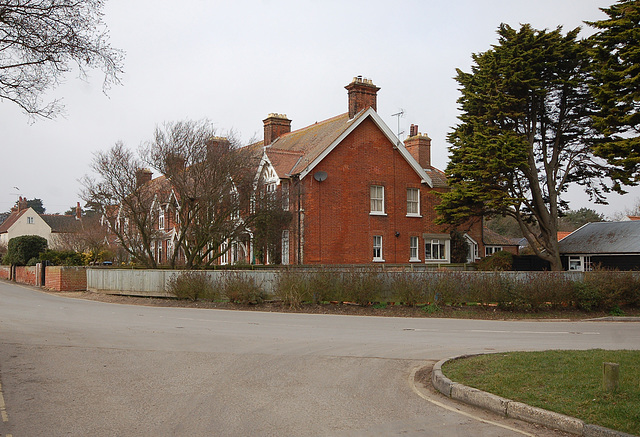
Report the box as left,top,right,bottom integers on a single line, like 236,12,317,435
442,350,640,435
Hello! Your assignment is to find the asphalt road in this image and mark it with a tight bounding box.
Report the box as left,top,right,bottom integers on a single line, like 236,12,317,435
1,281,638,436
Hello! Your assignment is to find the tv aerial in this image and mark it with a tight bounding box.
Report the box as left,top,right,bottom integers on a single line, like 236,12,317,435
391,109,405,140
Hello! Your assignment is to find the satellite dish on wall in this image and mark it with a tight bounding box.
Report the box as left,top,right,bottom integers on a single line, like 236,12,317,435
313,171,328,182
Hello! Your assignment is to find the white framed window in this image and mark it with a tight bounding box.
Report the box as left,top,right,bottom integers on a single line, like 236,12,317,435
27,216,34,224
158,209,165,230
568,256,582,271
485,246,503,256
370,185,385,215
568,255,592,271
282,230,290,265
373,235,384,261
425,238,449,262
409,236,420,262
407,188,420,216
220,241,229,265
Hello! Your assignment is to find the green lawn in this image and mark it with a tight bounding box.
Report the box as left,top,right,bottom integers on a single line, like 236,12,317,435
442,350,640,435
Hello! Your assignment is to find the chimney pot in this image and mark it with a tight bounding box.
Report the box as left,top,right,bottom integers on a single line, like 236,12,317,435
345,76,380,119
263,113,292,145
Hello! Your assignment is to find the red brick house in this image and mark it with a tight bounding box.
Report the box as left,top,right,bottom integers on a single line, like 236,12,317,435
123,77,483,266
254,76,483,265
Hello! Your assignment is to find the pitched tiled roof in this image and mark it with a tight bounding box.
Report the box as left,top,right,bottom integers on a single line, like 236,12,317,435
483,227,520,246
265,112,358,176
0,209,27,233
424,167,448,188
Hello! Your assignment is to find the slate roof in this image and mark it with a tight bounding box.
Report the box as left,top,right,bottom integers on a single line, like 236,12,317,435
558,221,640,255
41,214,83,233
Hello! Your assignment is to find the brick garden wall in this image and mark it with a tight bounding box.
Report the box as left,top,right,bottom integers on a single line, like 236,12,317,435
0,265,86,291
44,266,87,291
15,266,37,285
0,265,9,280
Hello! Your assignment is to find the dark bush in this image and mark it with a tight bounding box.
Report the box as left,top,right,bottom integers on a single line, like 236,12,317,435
40,249,84,266
477,251,513,271
3,235,48,265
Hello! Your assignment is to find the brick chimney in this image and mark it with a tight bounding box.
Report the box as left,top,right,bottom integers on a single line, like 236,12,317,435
404,125,431,168
75,202,82,220
136,168,153,187
263,113,291,146
17,196,28,212
345,76,380,119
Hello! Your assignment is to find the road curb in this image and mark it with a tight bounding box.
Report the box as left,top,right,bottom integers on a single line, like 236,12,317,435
431,355,637,437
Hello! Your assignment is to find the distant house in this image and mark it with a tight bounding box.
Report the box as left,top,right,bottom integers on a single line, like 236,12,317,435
482,227,520,256
0,197,83,248
558,221,640,271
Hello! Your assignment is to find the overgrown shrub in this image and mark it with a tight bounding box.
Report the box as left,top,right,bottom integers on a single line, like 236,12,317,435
274,270,310,308
308,271,342,303
167,271,219,301
573,281,601,311
223,273,267,304
391,273,429,306
583,269,640,310
510,273,573,311
342,268,388,305
477,251,513,271
430,272,465,304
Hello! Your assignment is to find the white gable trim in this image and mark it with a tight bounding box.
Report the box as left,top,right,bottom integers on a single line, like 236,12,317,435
298,107,433,187
254,149,280,187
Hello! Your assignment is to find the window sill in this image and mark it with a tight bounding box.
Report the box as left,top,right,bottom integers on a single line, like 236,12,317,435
372,259,385,262
370,212,387,216
406,214,422,218
424,259,449,263
409,258,421,263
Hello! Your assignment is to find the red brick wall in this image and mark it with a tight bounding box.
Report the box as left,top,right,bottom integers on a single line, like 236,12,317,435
0,265,9,280
45,266,87,291
294,117,472,265
15,266,37,285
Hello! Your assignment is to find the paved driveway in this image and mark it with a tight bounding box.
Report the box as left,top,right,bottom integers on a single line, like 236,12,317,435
1,281,638,436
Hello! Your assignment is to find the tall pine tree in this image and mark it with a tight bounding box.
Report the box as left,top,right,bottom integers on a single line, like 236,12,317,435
589,0,640,186
437,24,607,270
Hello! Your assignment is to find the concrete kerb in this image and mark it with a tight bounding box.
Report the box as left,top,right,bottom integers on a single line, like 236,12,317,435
430,354,637,437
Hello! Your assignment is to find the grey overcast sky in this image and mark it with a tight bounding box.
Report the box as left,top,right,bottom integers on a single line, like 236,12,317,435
2,0,635,217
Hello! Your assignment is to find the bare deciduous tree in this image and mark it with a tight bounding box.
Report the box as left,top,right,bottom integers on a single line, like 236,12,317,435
143,120,258,268
0,0,124,118
81,142,159,268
